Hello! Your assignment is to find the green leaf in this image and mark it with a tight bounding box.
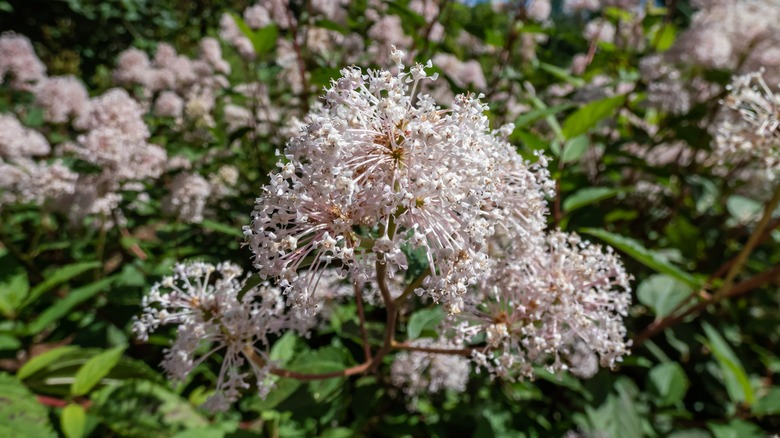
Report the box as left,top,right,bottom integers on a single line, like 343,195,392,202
26,276,114,335
200,219,243,238
0,333,20,351
726,195,762,224
636,274,692,317
407,307,445,340
580,228,699,288
251,24,278,56
386,2,426,27
91,380,207,436
513,130,547,152
270,332,298,365
708,419,763,438
230,14,278,57
71,346,125,396
61,404,86,438
0,250,30,318
21,262,101,310
648,362,688,406
562,95,626,139
752,386,780,416
563,187,624,212
18,346,80,380
561,135,589,163
514,104,574,129
310,67,342,87
538,62,586,87
652,23,676,52
701,322,755,405
0,373,56,437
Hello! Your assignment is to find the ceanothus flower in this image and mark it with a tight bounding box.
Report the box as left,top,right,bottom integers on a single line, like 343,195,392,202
133,261,310,411
245,47,552,314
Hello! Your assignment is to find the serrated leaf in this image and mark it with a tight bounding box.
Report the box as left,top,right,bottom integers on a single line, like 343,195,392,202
701,322,755,405
648,362,688,406
18,346,80,380
581,228,699,288
0,373,56,437
21,262,101,310
61,404,86,438
562,95,626,139
407,307,445,340
563,187,624,212
26,276,114,335
636,274,692,318
71,346,125,396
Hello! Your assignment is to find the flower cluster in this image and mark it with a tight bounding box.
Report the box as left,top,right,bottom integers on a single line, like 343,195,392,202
133,261,317,411
245,49,554,314
713,71,780,179
458,231,632,379
239,50,631,397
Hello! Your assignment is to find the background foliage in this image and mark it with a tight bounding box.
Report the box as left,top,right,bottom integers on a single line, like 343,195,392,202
1,0,779,436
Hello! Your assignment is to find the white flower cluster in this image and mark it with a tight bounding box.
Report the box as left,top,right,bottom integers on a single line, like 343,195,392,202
0,113,77,207
240,49,631,394
714,71,780,179
0,32,46,90
114,39,230,125
245,48,554,314
133,261,315,412
459,231,632,379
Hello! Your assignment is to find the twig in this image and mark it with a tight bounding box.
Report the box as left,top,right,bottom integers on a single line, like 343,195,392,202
634,264,780,346
353,282,372,361
391,341,474,357
393,270,430,307
716,184,780,297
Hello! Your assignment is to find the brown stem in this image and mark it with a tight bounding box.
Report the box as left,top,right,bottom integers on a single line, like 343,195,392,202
633,264,780,346
354,282,372,361
370,260,398,372
391,341,475,357
285,6,310,111
486,2,525,99
393,270,430,307
716,184,780,297
270,361,373,381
